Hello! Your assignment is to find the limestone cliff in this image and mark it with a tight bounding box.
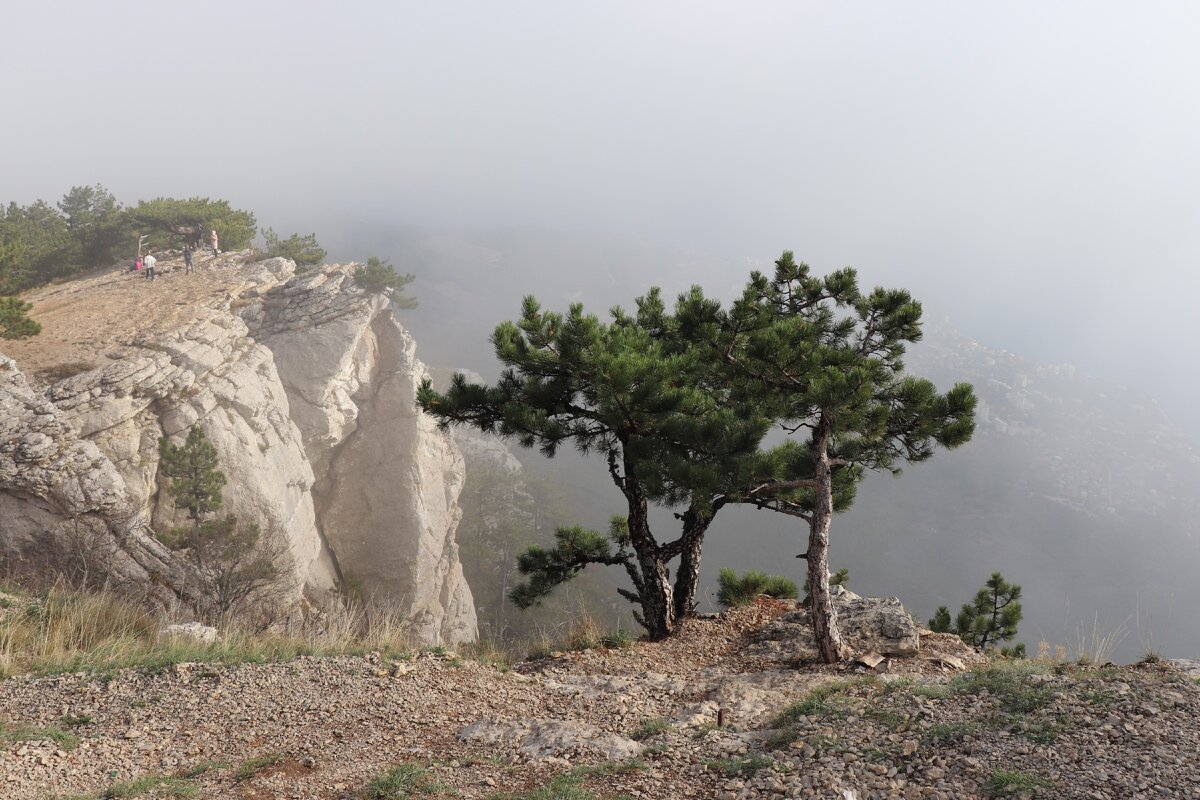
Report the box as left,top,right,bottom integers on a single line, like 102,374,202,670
0,253,476,643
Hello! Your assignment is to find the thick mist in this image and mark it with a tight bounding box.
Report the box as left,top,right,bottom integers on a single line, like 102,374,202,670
4,3,1200,437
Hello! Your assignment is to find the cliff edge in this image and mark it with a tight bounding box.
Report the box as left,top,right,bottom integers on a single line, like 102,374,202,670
0,251,476,643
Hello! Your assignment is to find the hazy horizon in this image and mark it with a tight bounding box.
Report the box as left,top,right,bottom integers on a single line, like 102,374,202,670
5,2,1198,437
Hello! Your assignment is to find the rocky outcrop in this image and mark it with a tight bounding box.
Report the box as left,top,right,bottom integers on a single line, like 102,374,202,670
0,255,476,643
745,587,975,663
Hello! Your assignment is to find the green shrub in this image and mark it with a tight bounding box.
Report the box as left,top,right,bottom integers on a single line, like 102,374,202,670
354,257,416,307
0,296,41,339
261,229,325,266
717,568,798,609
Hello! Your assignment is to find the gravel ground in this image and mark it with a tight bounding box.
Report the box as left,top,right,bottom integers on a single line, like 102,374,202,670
2,603,1198,800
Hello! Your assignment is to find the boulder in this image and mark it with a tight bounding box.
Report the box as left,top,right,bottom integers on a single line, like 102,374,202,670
746,587,922,661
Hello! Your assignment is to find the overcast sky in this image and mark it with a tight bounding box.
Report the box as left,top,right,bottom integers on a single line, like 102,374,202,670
4,1,1199,434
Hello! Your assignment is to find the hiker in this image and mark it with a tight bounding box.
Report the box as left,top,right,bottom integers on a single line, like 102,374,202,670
135,256,143,274
210,229,219,256
143,253,157,281
183,244,193,274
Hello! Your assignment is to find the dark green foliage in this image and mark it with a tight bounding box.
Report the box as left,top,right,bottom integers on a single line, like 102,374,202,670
126,196,256,250
261,228,326,266
157,427,225,522
0,296,41,339
951,572,1023,649
57,184,127,269
420,254,975,648
419,288,772,639
0,187,259,294
1001,642,1028,658
509,523,629,609
929,606,952,633
0,199,72,289
156,425,278,619
680,252,977,661
716,568,798,608
355,256,417,306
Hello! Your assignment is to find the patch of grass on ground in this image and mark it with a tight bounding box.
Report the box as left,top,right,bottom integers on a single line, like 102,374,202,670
233,753,283,782
58,714,93,728
487,761,644,800
366,762,446,798
983,770,1054,796
628,717,670,740
99,774,198,798
949,661,1054,713
704,753,775,777
0,720,79,749
923,721,982,744
179,760,228,779
767,677,876,746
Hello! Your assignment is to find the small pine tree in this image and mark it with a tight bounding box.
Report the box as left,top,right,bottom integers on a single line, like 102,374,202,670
717,568,799,609
951,572,1023,649
354,256,416,307
929,605,952,633
0,297,41,339
156,425,279,620
261,228,326,266
157,426,226,521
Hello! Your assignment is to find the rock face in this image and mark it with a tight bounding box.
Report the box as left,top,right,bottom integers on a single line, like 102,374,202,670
0,255,476,643
747,587,925,661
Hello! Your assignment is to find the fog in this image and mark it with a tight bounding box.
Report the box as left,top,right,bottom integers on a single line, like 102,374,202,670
4,2,1199,437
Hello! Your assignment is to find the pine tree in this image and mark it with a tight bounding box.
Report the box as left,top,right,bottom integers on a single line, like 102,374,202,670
0,297,41,339
679,252,977,662
952,572,1023,649
156,425,279,620
418,290,770,639
929,605,953,632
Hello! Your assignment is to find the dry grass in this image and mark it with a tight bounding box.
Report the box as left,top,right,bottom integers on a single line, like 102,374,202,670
0,583,444,680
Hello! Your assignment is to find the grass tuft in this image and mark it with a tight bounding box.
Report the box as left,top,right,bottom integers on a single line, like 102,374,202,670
983,769,1054,796
366,762,446,798
628,717,670,741
233,753,283,782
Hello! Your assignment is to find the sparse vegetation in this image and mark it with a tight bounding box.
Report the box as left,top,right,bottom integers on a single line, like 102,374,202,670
628,717,670,740
233,752,283,781
983,769,1054,796
355,256,417,305
487,760,644,800
0,582,424,680
99,774,198,798
929,572,1023,651
157,425,282,620
261,228,326,266
948,661,1054,714
0,719,79,748
704,753,775,776
366,762,446,798
0,295,41,339
716,568,798,609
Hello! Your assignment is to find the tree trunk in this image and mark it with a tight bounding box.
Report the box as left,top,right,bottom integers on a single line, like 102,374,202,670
808,426,849,663
622,458,676,640
672,506,714,620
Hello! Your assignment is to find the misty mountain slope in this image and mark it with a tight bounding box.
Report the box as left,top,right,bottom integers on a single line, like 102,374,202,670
341,226,1199,661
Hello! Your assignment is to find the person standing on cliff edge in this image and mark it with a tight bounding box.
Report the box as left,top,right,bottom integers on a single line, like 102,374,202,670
210,229,219,256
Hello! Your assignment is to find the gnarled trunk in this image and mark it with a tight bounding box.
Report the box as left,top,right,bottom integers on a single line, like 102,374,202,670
808,425,849,663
